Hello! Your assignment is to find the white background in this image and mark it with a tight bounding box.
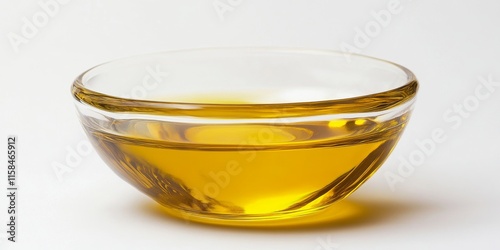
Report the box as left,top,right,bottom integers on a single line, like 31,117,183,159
1,0,500,249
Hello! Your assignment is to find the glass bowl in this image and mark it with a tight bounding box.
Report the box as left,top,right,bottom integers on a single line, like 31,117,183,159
71,48,418,226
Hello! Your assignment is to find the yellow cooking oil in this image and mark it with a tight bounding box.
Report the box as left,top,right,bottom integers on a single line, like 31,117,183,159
82,94,409,223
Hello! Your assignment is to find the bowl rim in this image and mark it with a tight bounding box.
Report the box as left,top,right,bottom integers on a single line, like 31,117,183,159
71,47,418,118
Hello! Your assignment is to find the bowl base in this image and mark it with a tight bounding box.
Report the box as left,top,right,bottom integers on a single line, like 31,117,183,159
153,198,368,228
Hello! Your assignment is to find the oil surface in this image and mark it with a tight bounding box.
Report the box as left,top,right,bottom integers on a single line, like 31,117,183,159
82,96,409,222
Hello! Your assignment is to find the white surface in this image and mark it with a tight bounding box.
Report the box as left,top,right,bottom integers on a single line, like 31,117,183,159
1,1,500,249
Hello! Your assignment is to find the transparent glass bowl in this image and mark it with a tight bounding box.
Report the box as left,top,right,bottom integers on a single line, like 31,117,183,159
71,48,418,226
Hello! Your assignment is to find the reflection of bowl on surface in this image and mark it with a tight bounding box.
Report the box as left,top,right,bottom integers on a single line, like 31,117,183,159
71,48,418,225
